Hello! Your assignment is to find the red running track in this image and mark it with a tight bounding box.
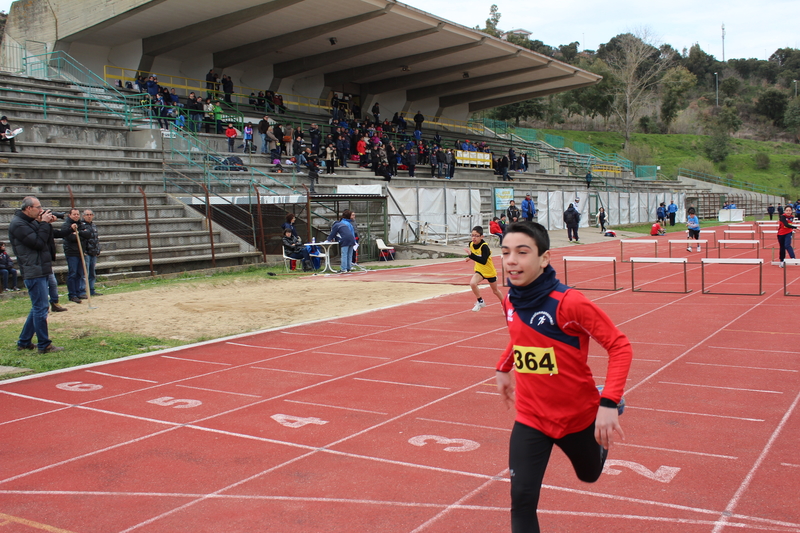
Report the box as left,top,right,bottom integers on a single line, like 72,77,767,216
1,229,799,532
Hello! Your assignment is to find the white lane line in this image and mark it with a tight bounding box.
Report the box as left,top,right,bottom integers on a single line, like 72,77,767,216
712,389,800,532
85,371,158,383
412,360,494,370
685,361,798,373
358,338,440,346
174,385,261,398
476,391,499,395
0,406,72,427
616,442,737,459
782,463,800,468
311,351,389,360
631,342,686,347
283,399,388,415
249,367,333,377
353,378,449,390
161,356,231,366
280,331,348,339
590,355,661,362
416,417,511,433
707,346,800,355
225,342,292,350
628,406,764,422
659,381,783,394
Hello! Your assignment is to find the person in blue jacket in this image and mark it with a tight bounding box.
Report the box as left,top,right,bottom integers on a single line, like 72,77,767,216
667,201,678,226
327,209,357,273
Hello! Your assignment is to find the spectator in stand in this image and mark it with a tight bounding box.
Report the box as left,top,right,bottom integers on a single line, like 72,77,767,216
266,126,280,159
585,170,593,188
0,241,19,292
397,113,407,134
448,149,457,179
275,93,285,114
331,93,340,122
337,133,351,168
225,123,237,152
498,154,511,181
212,101,224,134
242,122,254,153
407,147,417,177
258,115,271,154
283,124,294,157
205,69,218,98
435,147,447,178
169,88,180,105
414,110,425,131
371,102,380,123
0,116,19,153
324,142,337,175
309,123,322,155
273,123,284,155
519,152,528,172
257,91,266,108
386,142,397,175
145,75,159,97
202,98,214,134
221,75,233,103
509,147,517,171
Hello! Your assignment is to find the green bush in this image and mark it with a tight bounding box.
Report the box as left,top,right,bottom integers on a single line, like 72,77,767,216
754,152,771,169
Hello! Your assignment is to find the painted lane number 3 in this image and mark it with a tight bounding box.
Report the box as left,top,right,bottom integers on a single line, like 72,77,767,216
513,345,558,374
408,435,480,452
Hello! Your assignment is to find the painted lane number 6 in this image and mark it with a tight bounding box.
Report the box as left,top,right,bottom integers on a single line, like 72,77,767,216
603,460,680,483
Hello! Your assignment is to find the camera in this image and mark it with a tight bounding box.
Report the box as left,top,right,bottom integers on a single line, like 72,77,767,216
44,209,66,219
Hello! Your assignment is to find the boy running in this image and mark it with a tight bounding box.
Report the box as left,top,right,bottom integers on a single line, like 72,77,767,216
496,221,632,532
465,225,504,311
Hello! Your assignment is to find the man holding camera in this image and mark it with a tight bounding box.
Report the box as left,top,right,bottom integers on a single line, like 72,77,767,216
7,196,64,353
62,208,91,304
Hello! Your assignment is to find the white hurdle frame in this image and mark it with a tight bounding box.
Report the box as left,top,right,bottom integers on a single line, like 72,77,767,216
668,240,709,258
630,257,690,293
563,256,622,291
685,230,717,248
619,239,658,262
717,239,760,259
723,230,756,240
701,258,764,296
783,259,800,297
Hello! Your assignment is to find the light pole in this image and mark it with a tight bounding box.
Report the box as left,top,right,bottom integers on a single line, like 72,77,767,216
714,72,719,107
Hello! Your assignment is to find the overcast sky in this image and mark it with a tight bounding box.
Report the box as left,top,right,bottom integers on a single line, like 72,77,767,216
404,0,799,61
1,0,797,62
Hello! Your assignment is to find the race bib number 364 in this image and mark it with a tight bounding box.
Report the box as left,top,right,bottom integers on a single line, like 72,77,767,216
513,346,558,374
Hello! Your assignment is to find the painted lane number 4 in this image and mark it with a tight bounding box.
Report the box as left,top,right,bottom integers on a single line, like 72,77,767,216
603,460,681,483
271,414,328,428
408,435,480,452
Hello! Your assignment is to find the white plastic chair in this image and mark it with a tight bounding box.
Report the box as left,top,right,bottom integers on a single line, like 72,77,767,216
376,238,395,261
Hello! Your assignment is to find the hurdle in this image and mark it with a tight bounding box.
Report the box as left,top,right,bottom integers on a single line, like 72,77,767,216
717,239,760,259
668,239,708,258
727,223,753,229
563,256,622,291
620,239,658,262
701,258,764,296
630,257,690,293
759,230,778,248
723,229,756,240
783,259,800,297
685,230,717,248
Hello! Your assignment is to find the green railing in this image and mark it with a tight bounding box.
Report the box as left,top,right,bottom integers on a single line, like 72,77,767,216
677,168,786,195
635,165,658,179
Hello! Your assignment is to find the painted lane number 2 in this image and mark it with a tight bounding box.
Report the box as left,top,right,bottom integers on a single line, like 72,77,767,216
408,435,480,452
603,460,680,483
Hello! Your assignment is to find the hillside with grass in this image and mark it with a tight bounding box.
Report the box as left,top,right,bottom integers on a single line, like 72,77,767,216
537,128,800,198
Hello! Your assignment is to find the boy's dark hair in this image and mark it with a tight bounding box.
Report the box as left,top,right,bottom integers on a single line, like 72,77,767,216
341,209,352,220
471,225,484,235
285,213,295,223
688,207,696,214
505,221,550,256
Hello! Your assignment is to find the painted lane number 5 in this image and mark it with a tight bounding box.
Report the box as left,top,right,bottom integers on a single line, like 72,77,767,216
603,460,680,483
147,397,202,409
408,435,480,452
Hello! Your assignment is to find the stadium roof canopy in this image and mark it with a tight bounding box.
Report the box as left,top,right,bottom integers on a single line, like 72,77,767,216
2,0,600,117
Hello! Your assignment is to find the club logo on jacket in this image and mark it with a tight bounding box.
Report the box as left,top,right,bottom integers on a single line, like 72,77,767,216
530,311,554,327
506,308,514,322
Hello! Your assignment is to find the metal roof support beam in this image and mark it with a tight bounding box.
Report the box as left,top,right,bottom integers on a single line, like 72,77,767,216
467,81,600,113
213,6,393,69
438,72,579,108
324,38,486,88
273,23,445,79
406,63,551,102
142,0,304,59
361,50,515,96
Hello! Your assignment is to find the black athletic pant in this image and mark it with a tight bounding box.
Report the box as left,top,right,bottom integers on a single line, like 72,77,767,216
509,420,606,533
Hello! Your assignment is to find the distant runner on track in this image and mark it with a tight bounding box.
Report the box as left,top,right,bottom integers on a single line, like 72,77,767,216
464,225,504,312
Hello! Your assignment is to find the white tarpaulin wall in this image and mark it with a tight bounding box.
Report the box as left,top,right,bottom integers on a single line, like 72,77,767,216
539,191,591,230
387,186,481,243
537,191,686,230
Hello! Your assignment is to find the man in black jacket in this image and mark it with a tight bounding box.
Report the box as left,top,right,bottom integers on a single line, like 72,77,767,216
81,209,102,297
563,203,581,242
7,196,64,353
0,116,18,153
61,208,91,304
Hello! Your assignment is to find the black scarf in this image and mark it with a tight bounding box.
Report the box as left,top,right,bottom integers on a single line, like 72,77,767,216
508,264,561,312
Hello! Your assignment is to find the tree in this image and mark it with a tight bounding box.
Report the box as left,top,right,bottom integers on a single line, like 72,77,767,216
558,42,579,63
784,98,800,140
756,89,789,125
490,99,546,126
659,66,696,128
476,4,502,37
602,29,674,146
719,77,741,98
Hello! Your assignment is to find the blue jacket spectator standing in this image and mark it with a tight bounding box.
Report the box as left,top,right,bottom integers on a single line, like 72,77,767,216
521,194,536,221
667,201,678,226
327,209,357,273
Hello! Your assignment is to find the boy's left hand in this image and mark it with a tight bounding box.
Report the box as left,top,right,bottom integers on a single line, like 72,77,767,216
595,406,625,450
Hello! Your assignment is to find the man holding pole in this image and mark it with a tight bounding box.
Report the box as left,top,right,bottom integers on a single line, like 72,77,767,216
61,208,90,304
81,209,102,298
